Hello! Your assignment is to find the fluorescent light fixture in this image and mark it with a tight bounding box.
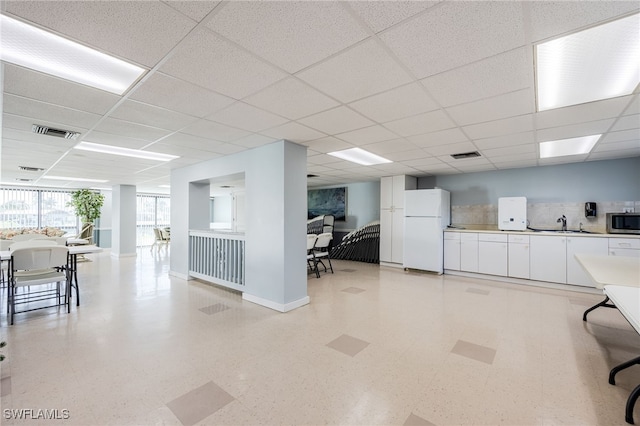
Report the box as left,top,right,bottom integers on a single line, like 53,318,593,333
159,185,171,188
42,175,109,183
539,135,601,158
0,14,145,94
75,142,179,162
327,148,392,166
536,13,640,111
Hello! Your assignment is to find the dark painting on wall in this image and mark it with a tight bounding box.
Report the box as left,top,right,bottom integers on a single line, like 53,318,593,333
308,187,346,221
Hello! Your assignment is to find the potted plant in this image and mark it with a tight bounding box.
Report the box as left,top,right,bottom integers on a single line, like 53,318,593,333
67,189,105,242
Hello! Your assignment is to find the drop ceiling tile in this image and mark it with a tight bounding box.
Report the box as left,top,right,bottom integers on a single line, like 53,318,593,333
307,154,343,166
3,94,102,130
529,1,640,43
304,137,354,154
452,163,497,173
362,139,417,155
535,96,632,129
1,137,73,157
426,142,478,157
600,129,640,144
624,95,640,115
384,109,455,137
336,125,399,145
402,156,443,168
385,149,429,162
588,148,640,161
83,130,150,149
109,100,198,131
446,89,534,126
164,1,221,22
380,1,526,78
493,159,538,169
539,154,589,166
3,64,120,115
207,102,288,133
348,83,439,124
347,1,439,33
297,38,413,103
487,152,538,164
5,0,196,67
93,117,173,142
206,1,369,73
298,107,374,135
243,78,339,120
612,114,640,132
463,115,534,140
150,142,225,160
408,128,469,148
482,144,536,158
422,47,531,108
154,132,234,153
129,72,235,118
413,162,458,174
260,122,327,143
536,119,615,142
474,132,534,150
595,139,640,151
372,162,421,175
231,134,277,149
180,119,250,142
160,28,287,99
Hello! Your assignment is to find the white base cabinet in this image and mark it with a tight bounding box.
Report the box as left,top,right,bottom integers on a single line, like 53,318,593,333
444,232,461,270
566,236,608,286
508,234,529,279
478,233,508,276
530,235,567,284
460,233,479,272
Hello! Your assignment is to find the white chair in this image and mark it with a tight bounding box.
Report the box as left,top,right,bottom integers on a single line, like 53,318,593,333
151,228,170,252
9,240,57,251
313,232,334,275
9,245,70,325
307,234,319,278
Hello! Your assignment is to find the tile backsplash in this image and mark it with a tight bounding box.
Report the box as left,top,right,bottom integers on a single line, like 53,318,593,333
451,201,640,233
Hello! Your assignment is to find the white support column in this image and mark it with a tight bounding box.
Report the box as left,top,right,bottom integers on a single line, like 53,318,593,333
111,184,137,257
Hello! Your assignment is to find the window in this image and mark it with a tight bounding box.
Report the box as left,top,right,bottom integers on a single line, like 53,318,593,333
0,187,78,234
136,194,170,246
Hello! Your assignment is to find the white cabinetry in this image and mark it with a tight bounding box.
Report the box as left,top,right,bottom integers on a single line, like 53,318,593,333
478,233,508,276
444,232,461,270
460,232,479,272
609,238,640,257
379,175,416,265
530,235,567,284
566,236,608,286
508,234,529,279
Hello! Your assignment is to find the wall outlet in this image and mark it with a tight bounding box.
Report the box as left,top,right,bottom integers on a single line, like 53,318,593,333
623,207,635,213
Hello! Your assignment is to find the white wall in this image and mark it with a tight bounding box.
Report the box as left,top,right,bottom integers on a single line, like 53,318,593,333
170,140,308,311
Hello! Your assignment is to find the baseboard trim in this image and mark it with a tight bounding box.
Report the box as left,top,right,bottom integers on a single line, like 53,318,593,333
242,293,310,312
169,270,191,280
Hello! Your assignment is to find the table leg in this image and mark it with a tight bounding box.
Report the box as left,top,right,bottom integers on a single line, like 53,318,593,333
583,296,617,321
626,384,640,424
610,356,640,385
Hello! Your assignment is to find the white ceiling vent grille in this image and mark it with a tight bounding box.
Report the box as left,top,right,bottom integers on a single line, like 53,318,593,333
19,166,45,172
32,124,80,140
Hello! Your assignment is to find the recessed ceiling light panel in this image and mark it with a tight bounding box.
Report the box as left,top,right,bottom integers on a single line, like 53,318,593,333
327,148,392,166
74,142,179,162
539,135,601,158
536,13,640,111
0,14,146,95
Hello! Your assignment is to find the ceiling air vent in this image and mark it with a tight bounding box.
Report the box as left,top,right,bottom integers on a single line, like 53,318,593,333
451,151,481,159
15,178,33,182
19,165,45,172
307,174,318,178
32,124,80,140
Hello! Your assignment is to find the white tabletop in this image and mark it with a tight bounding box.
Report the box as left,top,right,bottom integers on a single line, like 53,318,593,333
574,254,640,289
605,285,640,335
0,244,103,261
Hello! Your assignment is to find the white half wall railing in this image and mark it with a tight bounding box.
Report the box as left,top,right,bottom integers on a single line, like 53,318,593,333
189,230,245,291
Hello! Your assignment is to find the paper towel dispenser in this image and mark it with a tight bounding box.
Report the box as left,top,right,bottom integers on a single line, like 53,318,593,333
585,202,597,217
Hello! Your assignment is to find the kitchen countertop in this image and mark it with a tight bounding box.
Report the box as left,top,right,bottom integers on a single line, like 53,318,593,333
445,227,640,239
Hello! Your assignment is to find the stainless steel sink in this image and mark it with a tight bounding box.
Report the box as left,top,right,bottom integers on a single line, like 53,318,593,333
531,229,600,234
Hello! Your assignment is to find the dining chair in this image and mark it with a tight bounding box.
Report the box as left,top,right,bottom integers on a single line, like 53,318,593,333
313,232,334,275
151,228,170,252
307,234,319,278
9,245,70,325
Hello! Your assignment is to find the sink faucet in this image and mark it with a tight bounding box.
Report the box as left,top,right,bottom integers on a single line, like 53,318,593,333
557,215,567,231
579,222,584,232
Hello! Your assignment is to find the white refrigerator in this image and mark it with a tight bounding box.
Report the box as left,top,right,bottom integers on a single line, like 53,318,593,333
403,189,451,273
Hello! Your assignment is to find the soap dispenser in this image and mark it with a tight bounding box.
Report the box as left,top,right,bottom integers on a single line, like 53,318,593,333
585,202,597,218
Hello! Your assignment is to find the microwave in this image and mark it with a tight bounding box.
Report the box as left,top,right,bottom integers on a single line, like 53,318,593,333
607,212,640,234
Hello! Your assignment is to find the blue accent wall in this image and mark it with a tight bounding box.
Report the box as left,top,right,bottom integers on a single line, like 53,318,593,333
418,157,640,205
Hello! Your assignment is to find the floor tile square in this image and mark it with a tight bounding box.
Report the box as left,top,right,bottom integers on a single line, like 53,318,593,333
404,413,435,426
199,303,230,315
166,381,234,426
326,334,370,357
451,340,496,365
466,287,490,295
342,287,366,294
